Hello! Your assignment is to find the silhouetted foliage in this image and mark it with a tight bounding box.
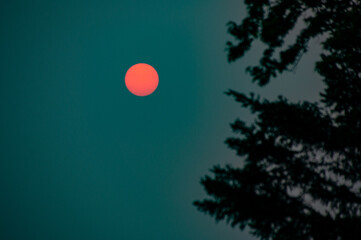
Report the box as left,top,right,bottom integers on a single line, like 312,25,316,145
194,0,361,239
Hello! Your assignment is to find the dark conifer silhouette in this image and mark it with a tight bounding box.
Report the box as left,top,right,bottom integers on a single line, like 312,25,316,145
194,1,361,239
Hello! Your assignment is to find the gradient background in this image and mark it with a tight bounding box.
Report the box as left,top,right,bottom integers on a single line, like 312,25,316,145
0,1,323,239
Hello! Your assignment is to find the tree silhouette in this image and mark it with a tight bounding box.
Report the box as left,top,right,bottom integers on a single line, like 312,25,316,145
194,1,361,239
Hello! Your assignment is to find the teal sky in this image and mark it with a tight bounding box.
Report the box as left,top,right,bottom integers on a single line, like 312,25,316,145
0,1,323,239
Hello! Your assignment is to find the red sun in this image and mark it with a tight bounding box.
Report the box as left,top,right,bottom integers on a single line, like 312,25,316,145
125,63,159,96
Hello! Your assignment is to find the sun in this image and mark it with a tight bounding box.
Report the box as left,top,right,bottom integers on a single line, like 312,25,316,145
125,63,159,96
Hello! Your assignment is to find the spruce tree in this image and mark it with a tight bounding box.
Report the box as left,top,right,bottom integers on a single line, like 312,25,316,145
194,1,361,239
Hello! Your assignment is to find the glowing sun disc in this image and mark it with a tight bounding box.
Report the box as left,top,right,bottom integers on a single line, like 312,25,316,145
125,63,159,96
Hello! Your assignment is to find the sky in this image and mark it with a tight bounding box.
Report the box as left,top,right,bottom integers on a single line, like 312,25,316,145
0,1,324,239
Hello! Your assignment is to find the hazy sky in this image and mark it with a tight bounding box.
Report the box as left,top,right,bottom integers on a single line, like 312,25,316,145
0,1,323,239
